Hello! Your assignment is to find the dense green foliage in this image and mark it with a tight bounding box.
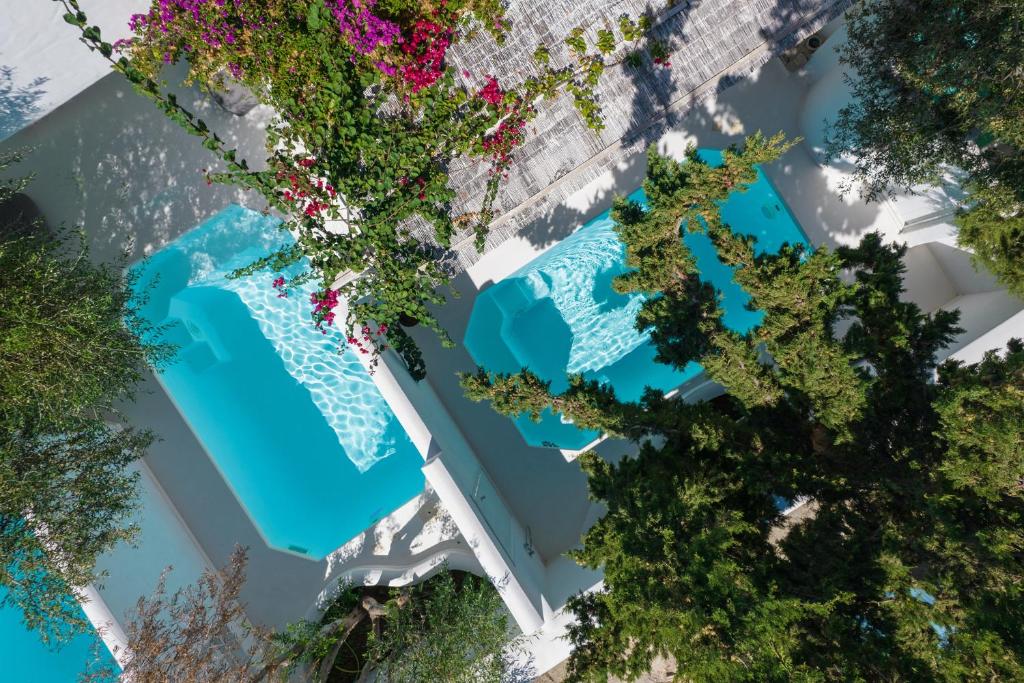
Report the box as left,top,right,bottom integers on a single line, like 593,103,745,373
0,153,170,643
58,0,658,377
828,0,1024,297
935,339,1024,502
464,139,1024,681
264,568,524,682
365,570,525,683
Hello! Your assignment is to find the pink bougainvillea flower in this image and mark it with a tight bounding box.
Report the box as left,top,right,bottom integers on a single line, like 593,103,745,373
478,75,503,105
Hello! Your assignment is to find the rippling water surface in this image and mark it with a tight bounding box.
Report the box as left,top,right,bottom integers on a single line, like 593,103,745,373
132,206,424,558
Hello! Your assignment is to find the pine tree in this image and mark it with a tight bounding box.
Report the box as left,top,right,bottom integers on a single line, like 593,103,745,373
463,139,1024,681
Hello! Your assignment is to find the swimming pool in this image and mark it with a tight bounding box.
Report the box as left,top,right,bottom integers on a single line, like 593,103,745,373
132,206,425,559
464,149,810,450
0,588,116,682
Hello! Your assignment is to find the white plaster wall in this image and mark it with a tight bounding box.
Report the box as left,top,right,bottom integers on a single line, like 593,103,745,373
902,245,958,314
0,0,149,140
951,308,1024,366
941,290,1024,358
0,61,271,267
928,242,1004,295
884,177,965,230
798,25,851,160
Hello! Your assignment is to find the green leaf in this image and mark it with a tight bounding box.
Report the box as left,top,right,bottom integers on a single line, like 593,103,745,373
565,28,587,56
533,44,550,65
307,4,321,31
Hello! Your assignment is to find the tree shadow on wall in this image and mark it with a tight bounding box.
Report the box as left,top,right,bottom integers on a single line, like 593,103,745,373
0,65,47,141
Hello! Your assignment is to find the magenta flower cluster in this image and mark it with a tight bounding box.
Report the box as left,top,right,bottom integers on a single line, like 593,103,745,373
478,75,504,106
399,19,451,92
328,0,401,56
347,323,389,356
310,288,340,332
127,0,264,74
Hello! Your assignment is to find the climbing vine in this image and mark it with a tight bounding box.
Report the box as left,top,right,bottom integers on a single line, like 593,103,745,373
57,0,662,378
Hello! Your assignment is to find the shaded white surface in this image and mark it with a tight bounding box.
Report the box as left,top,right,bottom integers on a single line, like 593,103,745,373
93,460,214,624
902,243,1024,361
798,24,851,158
87,460,216,664
904,244,959,314
942,290,1024,358
952,308,1024,366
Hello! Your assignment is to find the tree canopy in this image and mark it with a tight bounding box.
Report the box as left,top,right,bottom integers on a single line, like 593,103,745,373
0,152,171,644
828,0,1024,298
464,138,1024,681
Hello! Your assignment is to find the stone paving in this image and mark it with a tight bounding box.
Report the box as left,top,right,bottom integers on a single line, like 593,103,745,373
429,0,852,270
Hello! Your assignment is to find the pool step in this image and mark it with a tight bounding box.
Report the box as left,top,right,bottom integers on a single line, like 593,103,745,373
167,296,231,364
179,341,218,373
160,319,222,374
489,278,536,319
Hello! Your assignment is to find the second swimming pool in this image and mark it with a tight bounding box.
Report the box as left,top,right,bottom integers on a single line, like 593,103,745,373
464,149,810,450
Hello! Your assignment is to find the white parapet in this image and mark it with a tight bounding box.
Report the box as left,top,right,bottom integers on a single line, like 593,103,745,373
421,457,544,633
372,347,549,633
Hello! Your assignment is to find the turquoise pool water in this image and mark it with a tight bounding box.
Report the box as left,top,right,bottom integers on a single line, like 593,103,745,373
464,149,810,450
0,588,116,682
132,206,424,559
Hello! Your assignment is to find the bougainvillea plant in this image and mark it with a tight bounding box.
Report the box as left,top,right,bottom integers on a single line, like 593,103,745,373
57,0,662,379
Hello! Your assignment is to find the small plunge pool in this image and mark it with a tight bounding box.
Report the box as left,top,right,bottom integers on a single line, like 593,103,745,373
132,206,425,559
464,149,810,450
